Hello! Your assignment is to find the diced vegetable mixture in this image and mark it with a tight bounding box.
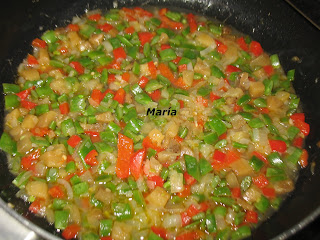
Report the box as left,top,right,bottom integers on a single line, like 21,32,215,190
0,7,310,240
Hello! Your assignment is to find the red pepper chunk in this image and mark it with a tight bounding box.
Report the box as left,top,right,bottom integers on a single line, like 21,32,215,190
16,87,33,100
21,100,37,110
148,175,164,187
184,172,197,185
21,149,41,170
252,151,268,164
148,61,157,79
149,89,161,102
263,65,274,76
113,88,126,104
269,139,287,153
253,174,269,189
293,137,303,148
151,226,167,240
262,187,276,199
187,13,198,33
48,185,65,199
70,61,84,74
231,187,241,198
245,210,258,223
88,13,101,22
249,41,263,56
84,131,101,143
180,211,192,227
130,149,146,180
27,54,39,66
29,198,42,214
30,127,50,137
59,102,70,115
32,38,47,48
176,231,201,240
299,149,308,168
225,65,241,74
125,26,135,34
290,113,305,122
67,24,80,32
122,72,130,82
209,92,221,102
91,89,102,105
138,32,154,46
237,37,248,51
294,120,310,136
97,23,113,33
178,185,191,198
113,47,126,60
196,96,208,107
62,224,81,240
116,133,134,179
84,149,99,166
138,76,149,88
67,135,82,148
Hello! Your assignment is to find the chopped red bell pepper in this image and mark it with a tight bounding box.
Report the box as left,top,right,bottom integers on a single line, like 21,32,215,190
84,131,101,143
122,72,130,82
293,137,303,148
178,100,184,108
138,32,154,46
70,61,85,74
262,187,276,199
174,136,184,144
67,135,82,148
130,149,146,180
59,102,70,115
231,187,241,198
30,127,50,137
48,185,65,199
97,23,113,33
148,61,157,79
88,13,101,22
236,37,248,51
142,137,164,153
124,26,135,34
159,8,168,16
21,100,37,110
62,224,81,240
178,64,187,72
184,172,197,185
299,149,308,168
151,226,167,240
209,92,221,101
116,133,134,179
91,89,102,105
269,139,287,153
148,175,164,187
178,185,191,198
180,211,192,227
108,74,116,83
138,76,149,88
29,198,42,214
21,149,41,170
113,88,126,104
32,38,47,48
176,231,201,240
113,47,127,60
216,40,228,54
67,24,80,32
160,15,183,30
149,89,161,102
263,65,274,76
249,41,263,56
16,87,33,100
187,13,198,33
233,103,242,112
161,44,171,50
245,210,258,223
158,63,175,83
84,149,99,166
59,46,68,54
252,151,268,164
27,54,39,66
213,150,226,162
225,65,241,74
294,120,310,136
290,113,305,122
253,174,269,189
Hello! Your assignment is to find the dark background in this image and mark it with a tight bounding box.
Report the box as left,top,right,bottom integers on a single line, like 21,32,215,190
0,0,319,239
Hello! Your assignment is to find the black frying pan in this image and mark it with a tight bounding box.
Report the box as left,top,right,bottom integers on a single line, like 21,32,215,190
0,0,320,239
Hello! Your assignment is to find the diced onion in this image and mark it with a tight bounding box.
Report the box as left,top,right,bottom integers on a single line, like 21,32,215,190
57,178,73,200
162,213,182,228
